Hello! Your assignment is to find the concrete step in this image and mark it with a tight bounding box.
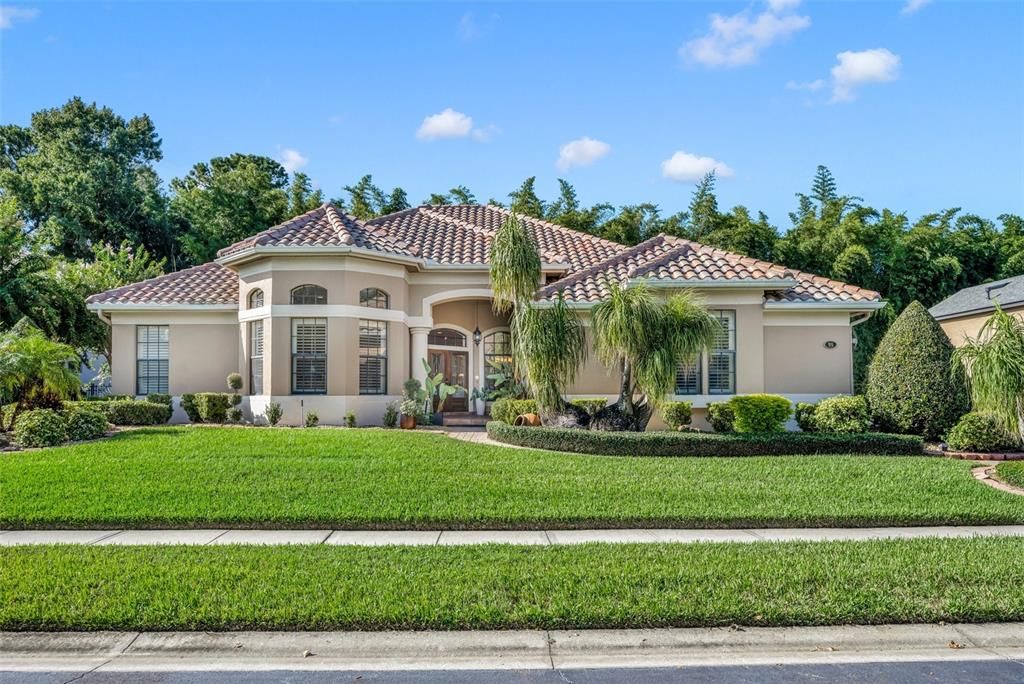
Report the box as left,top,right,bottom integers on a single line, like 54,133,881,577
442,412,489,427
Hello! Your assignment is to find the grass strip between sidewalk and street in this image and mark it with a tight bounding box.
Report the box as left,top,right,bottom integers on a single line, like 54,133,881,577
2,426,1024,529
3,538,1024,631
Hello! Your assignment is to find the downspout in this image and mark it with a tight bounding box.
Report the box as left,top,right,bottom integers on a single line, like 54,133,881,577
94,309,113,380
849,311,874,393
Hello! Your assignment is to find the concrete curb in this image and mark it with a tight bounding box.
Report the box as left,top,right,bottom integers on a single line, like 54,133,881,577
3,525,1024,546
3,624,1024,672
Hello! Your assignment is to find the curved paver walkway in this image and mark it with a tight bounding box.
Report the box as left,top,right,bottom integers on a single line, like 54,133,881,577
2,525,1024,546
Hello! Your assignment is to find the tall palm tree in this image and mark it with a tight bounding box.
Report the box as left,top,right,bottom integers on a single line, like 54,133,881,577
952,305,1024,444
489,213,586,417
591,280,719,431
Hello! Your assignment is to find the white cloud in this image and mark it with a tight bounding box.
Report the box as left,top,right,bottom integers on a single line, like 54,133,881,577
1,6,39,29
458,12,499,41
901,0,932,15
556,137,611,171
830,48,901,102
279,148,308,173
785,78,825,91
416,108,496,142
416,108,473,140
661,151,734,183
681,0,810,68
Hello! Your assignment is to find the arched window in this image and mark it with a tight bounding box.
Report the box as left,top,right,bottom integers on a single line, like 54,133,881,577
483,330,513,390
428,328,466,347
359,287,389,310
248,288,264,309
290,284,327,305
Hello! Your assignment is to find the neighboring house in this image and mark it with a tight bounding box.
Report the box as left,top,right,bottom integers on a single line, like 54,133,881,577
86,204,883,427
929,275,1024,346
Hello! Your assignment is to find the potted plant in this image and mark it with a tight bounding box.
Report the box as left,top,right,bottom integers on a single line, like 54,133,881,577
399,399,420,430
421,359,463,425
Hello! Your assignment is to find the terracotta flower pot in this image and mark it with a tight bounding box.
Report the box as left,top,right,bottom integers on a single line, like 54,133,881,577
513,413,542,427
400,414,417,430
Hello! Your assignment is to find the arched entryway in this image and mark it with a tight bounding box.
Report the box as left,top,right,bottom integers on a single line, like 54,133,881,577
427,327,470,412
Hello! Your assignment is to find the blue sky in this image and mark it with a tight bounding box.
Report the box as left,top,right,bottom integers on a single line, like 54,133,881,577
2,0,1022,226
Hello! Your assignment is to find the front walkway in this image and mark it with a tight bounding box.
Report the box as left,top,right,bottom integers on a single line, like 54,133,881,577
3,525,1024,546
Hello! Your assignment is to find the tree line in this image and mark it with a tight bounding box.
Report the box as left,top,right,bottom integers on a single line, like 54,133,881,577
2,97,1022,386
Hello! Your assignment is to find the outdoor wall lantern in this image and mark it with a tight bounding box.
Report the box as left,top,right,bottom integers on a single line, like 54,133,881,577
473,327,482,346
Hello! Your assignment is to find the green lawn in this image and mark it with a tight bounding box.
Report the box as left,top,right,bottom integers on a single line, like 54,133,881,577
2,426,1022,529
997,462,1024,489
2,538,1023,630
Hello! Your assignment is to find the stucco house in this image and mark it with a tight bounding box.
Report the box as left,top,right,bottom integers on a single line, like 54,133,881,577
86,203,884,427
929,275,1024,346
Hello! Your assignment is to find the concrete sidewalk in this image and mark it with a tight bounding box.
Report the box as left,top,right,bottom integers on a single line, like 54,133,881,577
2,525,1024,546
3,623,1024,673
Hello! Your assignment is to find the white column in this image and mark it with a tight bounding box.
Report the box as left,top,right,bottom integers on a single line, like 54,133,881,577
410,326,431,383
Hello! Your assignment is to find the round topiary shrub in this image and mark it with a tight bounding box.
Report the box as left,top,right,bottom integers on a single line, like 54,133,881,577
728,394,792,433
661,401,693,430
946,412,1017,453
13,409,68,448
65,406,109,442
812,395,871,434
795,402,817,432
706,402,734,432
866,301,969,440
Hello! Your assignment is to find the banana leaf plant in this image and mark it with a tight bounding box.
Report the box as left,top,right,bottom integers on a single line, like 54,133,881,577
421,358,464,415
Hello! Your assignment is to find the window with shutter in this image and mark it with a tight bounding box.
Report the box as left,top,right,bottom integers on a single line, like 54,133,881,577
675,355,702,395
291,318,327,393
136,325,169,395
250,320,264,395
708,310,736,394
359,319,387,395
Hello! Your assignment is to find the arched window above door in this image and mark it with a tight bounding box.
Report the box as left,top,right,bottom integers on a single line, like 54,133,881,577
359,287,389,309
247,288,264,309
428,328,466,347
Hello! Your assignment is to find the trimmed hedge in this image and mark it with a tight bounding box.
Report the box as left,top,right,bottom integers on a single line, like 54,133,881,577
813,395,871,434
706,402,734,432
486,421,924,457
13,409,68,448
145,394,172,407
491,399,538,425
64,406,109,442
195,393,232,423
946,412,1018,453
866,301,969,440
67,400,171,426
661,401,693,430
181,394,201,423
729,394,792,433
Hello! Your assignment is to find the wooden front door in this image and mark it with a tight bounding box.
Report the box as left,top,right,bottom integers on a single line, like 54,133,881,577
427,350,469,412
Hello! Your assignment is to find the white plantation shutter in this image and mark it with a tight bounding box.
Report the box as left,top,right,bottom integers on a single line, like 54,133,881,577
291,318,327,393
249,320,264,395
708,310,736,394
136,325,169,395
358,319,387,395
675,355,701,395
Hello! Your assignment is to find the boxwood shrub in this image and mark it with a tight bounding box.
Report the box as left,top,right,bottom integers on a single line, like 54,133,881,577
486,421,924,457
490,398,538,425
661,401,693,430
181,393,201,422
728,394,792,433
13,409,68,448
706,402,734,432
795,402,817,432
195,393,232,423
64,405,109,441
67,400,171,426
946,412,1018,453
145,393,172,407
813,395,871,434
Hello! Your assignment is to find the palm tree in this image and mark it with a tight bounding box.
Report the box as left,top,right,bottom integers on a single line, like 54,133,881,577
0,319,81,420
591,280,720,431
489,213,586,417
952,305,1024,444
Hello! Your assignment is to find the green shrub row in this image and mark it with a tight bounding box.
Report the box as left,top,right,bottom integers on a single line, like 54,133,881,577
486,421,924,457
65,400,171,426
181,392,239,423
12,406,110,448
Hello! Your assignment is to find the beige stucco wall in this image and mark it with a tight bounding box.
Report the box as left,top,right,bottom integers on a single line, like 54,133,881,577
939,307,1024,347
764,325,853,394
109,318,238,396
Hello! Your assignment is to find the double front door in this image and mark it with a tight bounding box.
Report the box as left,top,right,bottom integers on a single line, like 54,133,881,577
427,350,469,412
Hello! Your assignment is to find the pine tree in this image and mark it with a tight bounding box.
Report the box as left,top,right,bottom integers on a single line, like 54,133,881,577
687,172,721,241
508,177,545,218
810,165,838,205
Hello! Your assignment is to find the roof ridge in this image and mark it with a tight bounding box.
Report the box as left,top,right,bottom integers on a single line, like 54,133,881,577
483,204,627,251
539,234,672,297
322,203,355,246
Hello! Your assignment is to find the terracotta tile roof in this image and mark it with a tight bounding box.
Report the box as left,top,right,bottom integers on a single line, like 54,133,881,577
539,234,881,305
85,262,238,306
366,204,624,271
217,204,414,259
89,204,879,308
